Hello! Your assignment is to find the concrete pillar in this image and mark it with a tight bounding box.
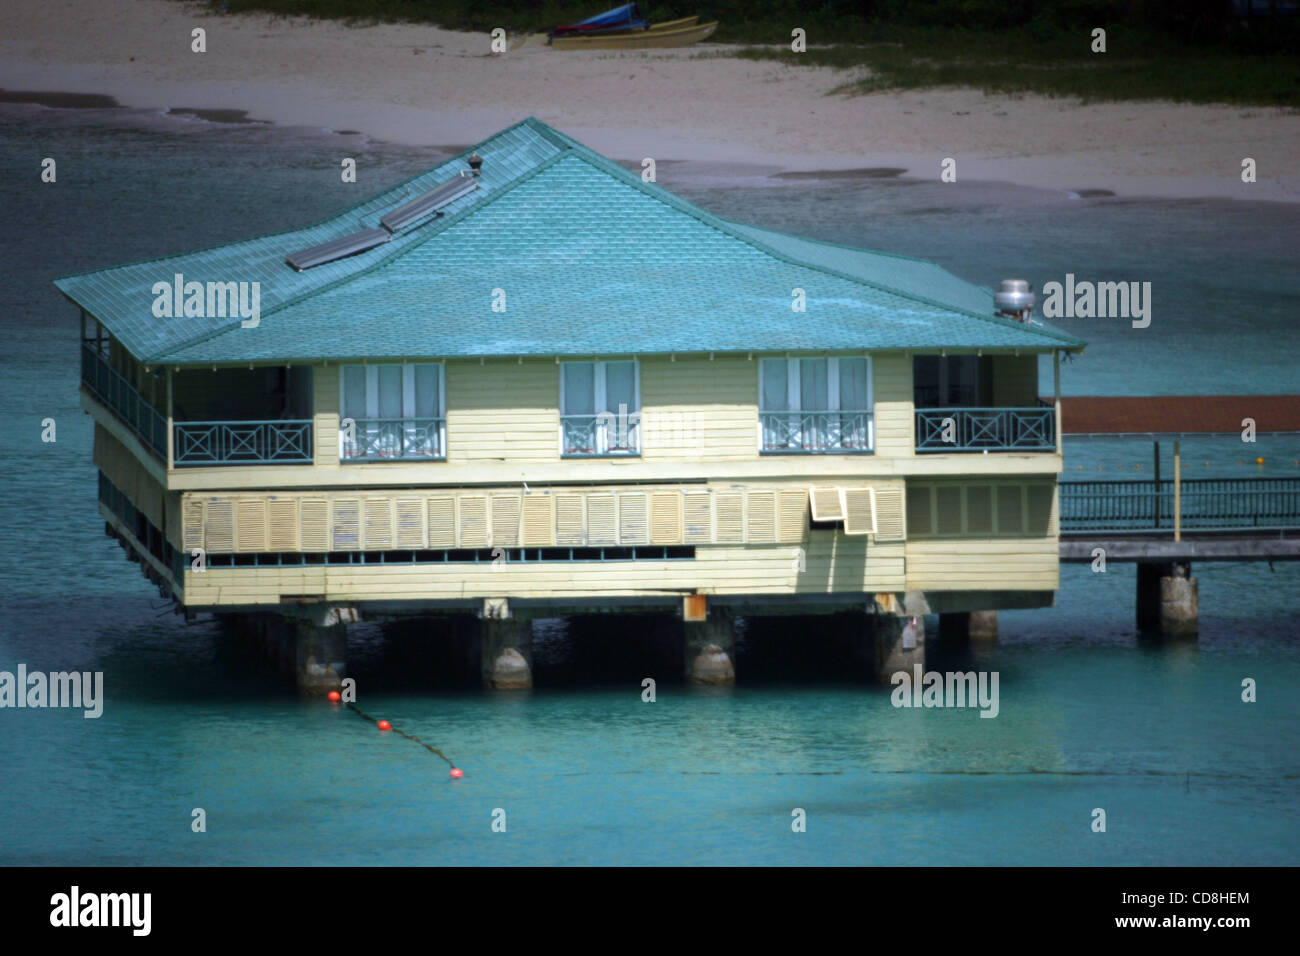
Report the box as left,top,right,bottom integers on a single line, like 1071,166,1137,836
685,610,735,685
1137,561,1198,637
871,613,926,684
1159,562,1198,638
481,617,533,690
283,605,353,695
969,610,998,642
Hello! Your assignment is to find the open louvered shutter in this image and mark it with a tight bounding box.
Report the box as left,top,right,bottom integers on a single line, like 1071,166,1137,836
809,487,844,522
841,488,876,535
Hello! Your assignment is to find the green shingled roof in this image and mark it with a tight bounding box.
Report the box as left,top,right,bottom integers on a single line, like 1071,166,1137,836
55,117,1084,365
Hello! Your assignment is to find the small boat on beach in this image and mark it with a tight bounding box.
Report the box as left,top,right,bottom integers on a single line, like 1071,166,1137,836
517,4,718,50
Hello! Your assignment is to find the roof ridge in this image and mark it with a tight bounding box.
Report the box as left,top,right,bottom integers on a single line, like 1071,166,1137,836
153,146,577,362
546,144,1082,348
55,118,543,288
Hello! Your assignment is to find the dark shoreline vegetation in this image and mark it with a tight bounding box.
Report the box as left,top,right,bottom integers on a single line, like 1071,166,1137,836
186,0,1300,106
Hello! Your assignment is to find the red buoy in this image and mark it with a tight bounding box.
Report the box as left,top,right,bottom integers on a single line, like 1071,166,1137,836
327,691,341,702
377,720,392,732
450,768,463,779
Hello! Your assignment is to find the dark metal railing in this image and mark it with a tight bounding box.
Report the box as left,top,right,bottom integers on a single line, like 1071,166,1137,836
1060,478,1300,532
80,344,167,459
916,406,1055,452
759,410,874,454
562,414,641,457
341,418,445,462
174,420,313,466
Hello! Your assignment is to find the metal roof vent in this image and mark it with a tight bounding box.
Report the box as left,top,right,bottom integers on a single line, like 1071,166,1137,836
380,174,479,233
994,279,1035,321
286,227,391,272
468,153,483,176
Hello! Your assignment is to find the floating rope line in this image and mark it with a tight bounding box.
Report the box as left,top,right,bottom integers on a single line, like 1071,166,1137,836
345,701,460,774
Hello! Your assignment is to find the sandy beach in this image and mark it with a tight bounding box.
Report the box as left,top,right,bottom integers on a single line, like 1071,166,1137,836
2,0,1298,201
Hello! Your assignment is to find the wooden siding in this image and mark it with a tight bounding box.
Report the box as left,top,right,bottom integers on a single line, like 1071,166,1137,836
873,353,914,458
180,537,909,606
640,355,756,460
905,537,1059,590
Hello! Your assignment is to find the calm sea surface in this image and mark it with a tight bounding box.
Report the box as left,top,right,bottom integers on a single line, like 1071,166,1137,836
0,104,1296,865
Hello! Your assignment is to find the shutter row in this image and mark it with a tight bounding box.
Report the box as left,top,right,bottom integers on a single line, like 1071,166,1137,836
187,486,906,554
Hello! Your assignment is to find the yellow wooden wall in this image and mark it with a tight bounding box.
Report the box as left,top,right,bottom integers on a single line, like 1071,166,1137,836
180,537,908,607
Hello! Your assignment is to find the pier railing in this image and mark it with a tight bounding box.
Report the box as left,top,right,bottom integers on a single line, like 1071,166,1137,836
173,420,314,466
915,407,1055,453
1059,478,1300,532
80,344,167,460
760,410,874,454
341,418,446,462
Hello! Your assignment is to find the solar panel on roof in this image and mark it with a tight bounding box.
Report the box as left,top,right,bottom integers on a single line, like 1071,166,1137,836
286,228,391,272
380,176,479,232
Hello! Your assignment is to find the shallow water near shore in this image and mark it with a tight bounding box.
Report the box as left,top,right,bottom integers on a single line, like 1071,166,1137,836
0,103,1297,865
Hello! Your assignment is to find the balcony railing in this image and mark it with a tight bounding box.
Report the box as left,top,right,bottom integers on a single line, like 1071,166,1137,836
80,344,167,459
760,410,874,454
341,418,445,462
915,407,1055,453
562,414,641,457
174,420,313,466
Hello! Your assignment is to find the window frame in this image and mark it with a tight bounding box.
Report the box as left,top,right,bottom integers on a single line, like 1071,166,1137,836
758,355,874,454
559,359,642,458
337,362,446,462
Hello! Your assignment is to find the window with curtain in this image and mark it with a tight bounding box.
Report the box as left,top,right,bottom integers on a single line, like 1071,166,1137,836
339,363,445,460
561,360,640,456
759,356,873,452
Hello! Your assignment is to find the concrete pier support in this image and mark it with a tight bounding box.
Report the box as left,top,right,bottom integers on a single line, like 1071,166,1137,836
1137,561,1198,637
871,612,926,684
969,610,999,642
685,610,735,685
481,617,533,690
938,610,998,645
283,605,354,695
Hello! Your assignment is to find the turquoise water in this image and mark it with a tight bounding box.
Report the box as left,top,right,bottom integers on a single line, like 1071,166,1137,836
0,103,1297,865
